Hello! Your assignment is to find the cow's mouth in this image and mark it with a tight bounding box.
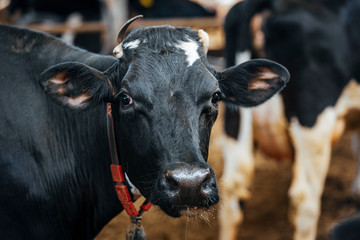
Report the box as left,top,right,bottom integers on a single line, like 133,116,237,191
179,207,209,217
159,204,217,218
148,163,220,218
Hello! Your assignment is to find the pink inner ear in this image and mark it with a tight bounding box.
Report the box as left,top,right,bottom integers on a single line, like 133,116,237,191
50,72,69,85
257,67,279,80
248,67,279,90
57,86,66,94
248,80,271,90
67,93,90,107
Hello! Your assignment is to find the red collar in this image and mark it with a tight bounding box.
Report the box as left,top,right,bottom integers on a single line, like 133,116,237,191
106,103,152,217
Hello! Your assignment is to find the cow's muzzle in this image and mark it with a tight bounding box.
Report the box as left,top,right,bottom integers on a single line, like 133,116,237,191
153,163,219,217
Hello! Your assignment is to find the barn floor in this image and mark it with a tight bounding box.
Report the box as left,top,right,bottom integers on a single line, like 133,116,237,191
95,105,359,240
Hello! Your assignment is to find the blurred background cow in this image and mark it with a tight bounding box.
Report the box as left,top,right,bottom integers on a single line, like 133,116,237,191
220,0,360,240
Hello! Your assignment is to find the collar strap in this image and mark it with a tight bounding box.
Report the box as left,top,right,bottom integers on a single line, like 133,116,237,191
106,103,152,217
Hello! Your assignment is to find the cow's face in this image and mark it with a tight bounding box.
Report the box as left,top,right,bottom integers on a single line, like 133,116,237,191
111,27,222,216
41,25,289,217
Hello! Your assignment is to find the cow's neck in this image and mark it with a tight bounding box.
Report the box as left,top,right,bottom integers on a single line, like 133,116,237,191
46,103,123,238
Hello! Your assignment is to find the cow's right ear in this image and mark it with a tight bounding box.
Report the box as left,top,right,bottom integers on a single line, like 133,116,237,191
41,62,114,109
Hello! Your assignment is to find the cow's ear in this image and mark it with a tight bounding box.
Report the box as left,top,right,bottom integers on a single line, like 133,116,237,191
217,59,290,107
41,62,113,108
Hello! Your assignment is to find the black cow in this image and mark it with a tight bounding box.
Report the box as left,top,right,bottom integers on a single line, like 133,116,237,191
0,22,289,239
220,0,360,240
330,213,360,240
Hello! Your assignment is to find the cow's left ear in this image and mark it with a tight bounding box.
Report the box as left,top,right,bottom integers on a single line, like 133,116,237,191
41,62,113,108
217,59,290,107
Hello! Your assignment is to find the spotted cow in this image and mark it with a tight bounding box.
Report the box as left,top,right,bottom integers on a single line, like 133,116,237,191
220,0,360,240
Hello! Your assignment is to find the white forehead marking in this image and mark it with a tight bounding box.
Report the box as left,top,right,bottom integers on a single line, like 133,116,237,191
176,39,200,67
123,39,141,49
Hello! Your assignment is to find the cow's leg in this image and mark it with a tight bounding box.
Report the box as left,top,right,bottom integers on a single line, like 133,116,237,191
218,196,243,240
334,79,360,198
351,131,360,199
219,108,254,240
288,107,337,240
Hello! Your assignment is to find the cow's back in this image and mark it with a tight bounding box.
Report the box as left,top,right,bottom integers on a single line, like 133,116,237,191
0,24,116,136
0,24,115,155
0,24,117,239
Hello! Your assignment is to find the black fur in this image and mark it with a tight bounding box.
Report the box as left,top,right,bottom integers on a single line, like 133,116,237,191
0,23,288,239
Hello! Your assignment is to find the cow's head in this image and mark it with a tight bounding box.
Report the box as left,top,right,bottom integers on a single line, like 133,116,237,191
41,19,289,217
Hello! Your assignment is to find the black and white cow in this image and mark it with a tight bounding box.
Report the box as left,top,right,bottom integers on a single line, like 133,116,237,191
220,0,360,240
0,21,289,239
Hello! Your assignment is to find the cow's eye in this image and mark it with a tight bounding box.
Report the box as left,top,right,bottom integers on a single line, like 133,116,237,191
211,92,221,104
119,93,133,106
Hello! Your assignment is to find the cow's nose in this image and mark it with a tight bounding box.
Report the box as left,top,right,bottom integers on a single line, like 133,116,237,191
162,167,217,203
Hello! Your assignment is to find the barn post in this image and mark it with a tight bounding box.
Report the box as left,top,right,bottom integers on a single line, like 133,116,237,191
101,0,128,54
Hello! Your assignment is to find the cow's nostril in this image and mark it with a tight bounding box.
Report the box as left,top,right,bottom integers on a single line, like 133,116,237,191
199,169,211,190
201,170,217,194
165,171,179,191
